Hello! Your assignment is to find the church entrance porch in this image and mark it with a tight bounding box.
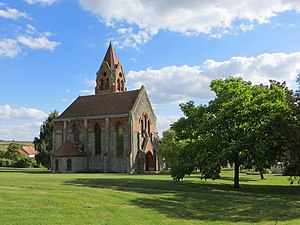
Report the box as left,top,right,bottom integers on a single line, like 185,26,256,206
145,151,155,171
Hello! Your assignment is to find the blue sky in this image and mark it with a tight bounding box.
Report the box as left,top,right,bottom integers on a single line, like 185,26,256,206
1,0,300,141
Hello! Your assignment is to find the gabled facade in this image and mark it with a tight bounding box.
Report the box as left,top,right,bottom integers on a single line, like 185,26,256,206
51,43,160,173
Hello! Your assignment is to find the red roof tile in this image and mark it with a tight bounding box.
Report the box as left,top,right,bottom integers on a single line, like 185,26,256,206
20,146,37,156
52,140,86,157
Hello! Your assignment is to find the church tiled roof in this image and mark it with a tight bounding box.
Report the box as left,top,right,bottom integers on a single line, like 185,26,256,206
52,140,86,157
58,88,141,119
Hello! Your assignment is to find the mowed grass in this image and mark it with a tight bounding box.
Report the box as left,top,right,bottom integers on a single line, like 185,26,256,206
0,168,299,225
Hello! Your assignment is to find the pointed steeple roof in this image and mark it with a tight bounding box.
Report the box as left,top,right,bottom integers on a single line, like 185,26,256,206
95,42,126,94
103,42,119,69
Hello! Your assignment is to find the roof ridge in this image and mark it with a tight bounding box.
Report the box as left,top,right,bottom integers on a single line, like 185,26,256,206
78,88,141,98
58,88,142,119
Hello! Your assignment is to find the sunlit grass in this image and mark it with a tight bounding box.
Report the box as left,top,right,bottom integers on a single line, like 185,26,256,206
0,167,299,225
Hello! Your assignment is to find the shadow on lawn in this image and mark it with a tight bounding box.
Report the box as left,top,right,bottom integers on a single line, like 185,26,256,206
65,177,300,224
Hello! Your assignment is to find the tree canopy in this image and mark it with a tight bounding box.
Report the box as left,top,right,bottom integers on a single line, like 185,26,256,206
0,143,33,168
163,77,297,188
4,143,21,160
34,110,59,169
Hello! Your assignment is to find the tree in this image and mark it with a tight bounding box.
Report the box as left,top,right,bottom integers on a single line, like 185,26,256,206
283,74,300,181
34,111,59,169
158,129,195,179
4,143,21,160
1,143,33,168
171,77,296,188
13,155,33,168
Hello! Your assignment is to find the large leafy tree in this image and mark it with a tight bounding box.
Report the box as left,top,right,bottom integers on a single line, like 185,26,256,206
158,129,196,179
284,74,300,180
171,77,296,188
34,111,59,168
4,143,21,160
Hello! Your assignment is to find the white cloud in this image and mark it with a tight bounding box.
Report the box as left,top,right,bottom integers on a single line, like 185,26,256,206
79,0,300,47
0,105,47,120
128,65,213,104
157,115,181,135
0,32,61,58
127,52,300,105
0,39,21,58
17,35,61,51
79,79,95,95
25,0,57,6
0,6,29,19
85,79,95,87
80,89,94,94
61,98,76,103
0,122,42,141
116,27,153,49
25,24,37,34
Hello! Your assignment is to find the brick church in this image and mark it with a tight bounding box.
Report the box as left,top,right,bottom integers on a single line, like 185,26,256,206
51,43,160,173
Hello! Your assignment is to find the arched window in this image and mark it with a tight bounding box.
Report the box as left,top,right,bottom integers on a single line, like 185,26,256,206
117,79,120,91
55,159,59,171
103,72,107,77
144,115,147,135
121,80,124,91
144,115,147,128
95,123,101,154
137,132,140,150
116,122,124,156
105,79,109,90
67,159,72,171
141,119,144,136
74,124,79,143
148,120,151,135
100,79,104,90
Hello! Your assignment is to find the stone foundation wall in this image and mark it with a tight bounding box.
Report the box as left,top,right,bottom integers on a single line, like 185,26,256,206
52,156,87,173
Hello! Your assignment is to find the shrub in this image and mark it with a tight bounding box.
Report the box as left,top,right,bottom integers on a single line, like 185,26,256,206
0,158,13,167
12,155,33,168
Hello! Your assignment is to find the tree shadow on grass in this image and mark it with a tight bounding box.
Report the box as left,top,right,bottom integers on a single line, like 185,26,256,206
65,177,300,224
185,175,259,183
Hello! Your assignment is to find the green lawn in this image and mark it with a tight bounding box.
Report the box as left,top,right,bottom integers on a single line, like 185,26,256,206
0,168,299,225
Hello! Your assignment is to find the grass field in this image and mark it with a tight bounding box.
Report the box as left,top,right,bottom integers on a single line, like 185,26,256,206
0,168,299,225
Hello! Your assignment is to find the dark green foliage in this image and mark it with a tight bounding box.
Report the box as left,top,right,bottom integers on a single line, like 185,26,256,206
0,151,5,158
4,143,21,160
12,155,33,168
283,74,300,181
170,77,297,188
159,129,197,181
0,143,33,168
0,158,13,167
34,111,59,169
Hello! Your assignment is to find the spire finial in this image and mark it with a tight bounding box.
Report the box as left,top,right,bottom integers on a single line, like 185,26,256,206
109,33,112,43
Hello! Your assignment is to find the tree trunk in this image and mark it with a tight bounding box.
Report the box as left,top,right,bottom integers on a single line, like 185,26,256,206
259,170,265,180
234,161,240,189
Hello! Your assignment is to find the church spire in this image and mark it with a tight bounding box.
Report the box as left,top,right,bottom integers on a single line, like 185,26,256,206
95,42,126,95
103,42,119,69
